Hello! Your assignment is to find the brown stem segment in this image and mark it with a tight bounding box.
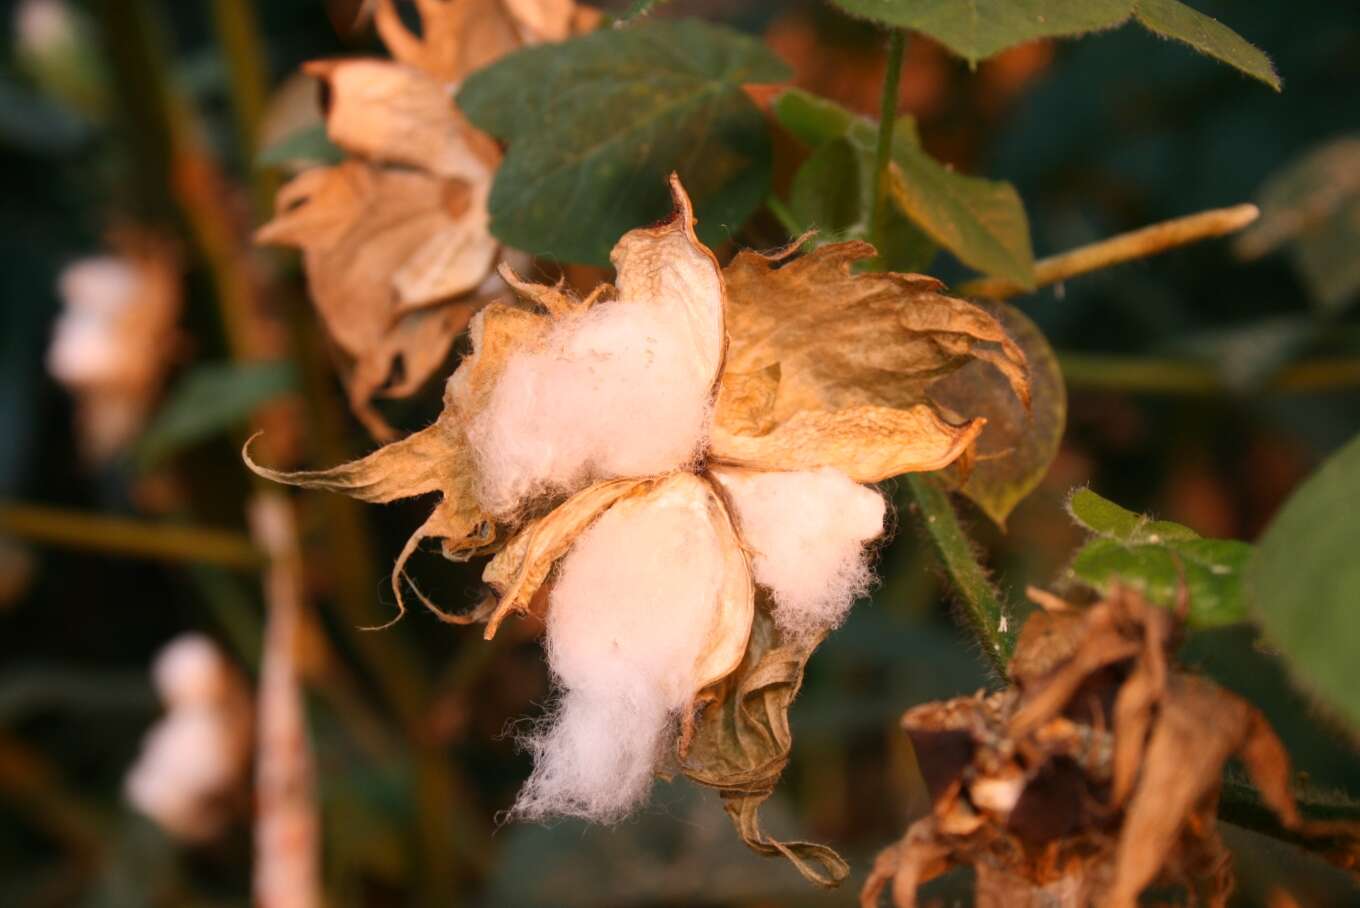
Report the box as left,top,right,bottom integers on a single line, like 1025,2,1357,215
959,204,1260,301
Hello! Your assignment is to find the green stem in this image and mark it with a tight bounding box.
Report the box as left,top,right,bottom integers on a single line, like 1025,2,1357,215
1060,354,1360,395
870,30,906,257
209,0,277,216
905,475,1014,676
0,503,261,569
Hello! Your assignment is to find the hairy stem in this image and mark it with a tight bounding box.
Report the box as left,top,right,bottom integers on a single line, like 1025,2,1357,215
959,204,1260,300
905,476,1014,676
0,503,261,568
870,29,906,259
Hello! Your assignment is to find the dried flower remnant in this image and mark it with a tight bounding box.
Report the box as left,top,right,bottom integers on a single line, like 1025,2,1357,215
863,587,1360,908
249,176,1029,882
47,233,181,462
124,634,252,842
257,0,597,440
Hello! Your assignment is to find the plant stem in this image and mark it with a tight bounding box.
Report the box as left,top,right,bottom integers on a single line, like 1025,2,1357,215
905,475,1014,676
959,204,1260,300
1059,354,1360,395
0,503,262,569
870,29,906,258
864,31,1012,673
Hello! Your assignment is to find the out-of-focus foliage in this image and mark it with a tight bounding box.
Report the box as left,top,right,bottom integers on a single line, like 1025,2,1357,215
1253,432,1360,728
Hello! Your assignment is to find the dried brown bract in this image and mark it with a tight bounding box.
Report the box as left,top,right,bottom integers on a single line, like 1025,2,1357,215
250,176,1029,884
864,588,1359,908
257,0,597,440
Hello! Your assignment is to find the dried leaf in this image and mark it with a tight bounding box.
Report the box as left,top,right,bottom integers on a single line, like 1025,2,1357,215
711,403,984,483
930,301,1065,527
679,608,847,886
305,59,498,181
257,162,501,438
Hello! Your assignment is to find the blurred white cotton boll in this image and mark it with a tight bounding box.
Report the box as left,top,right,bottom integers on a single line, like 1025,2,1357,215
153,632,232,708
125,635,251,842
14,0,76,59
515,476,725,822
464,297,715,517
124,710,239,841
47,257,143,388
714,467,886,639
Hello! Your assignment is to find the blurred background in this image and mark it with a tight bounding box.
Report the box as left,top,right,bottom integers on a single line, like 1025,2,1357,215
1,0,1358,905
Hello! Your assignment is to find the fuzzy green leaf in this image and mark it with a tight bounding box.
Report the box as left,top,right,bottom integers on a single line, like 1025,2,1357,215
458,20,789,266
829,0,1131,63
830,0,1278,89
1133,0,1280,91
1253,433,1360,728
1066,488,1251,627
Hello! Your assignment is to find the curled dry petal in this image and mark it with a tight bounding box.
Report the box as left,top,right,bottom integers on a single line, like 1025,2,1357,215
711,403,985,483
244,416,495,625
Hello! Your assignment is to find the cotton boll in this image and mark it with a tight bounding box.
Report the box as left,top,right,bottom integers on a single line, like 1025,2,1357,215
464,294,716,516
125,709,239,840
153,633,232,708
515,475,725,822
714,467,886,638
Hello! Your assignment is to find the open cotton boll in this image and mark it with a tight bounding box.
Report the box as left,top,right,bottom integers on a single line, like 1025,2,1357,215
515,475,725,822
714,467,886,639
465,301,716,517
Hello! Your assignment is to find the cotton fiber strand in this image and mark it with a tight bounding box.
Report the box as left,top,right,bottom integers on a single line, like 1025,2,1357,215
515,478,724,822
465,298,714,516
716,467,886,638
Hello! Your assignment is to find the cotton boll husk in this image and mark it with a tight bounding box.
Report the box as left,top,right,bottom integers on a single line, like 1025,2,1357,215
515,475,726,822
465,298,715,516
714,466,886,638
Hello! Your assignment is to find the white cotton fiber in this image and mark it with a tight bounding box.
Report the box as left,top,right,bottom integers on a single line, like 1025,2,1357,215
515,477,724,822
465,298,715,517
715,467,886,639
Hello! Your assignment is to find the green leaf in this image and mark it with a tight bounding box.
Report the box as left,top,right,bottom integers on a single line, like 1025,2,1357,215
931,301,1065,526
1133,0,1280,91
829,0,1278,89
887,147,1034,287
256,123,343,168
1253,433,1360,729
772,89,1031,284
829,0,1132,63
458,20,790,266
1065,488,1252,627
138,361,297,467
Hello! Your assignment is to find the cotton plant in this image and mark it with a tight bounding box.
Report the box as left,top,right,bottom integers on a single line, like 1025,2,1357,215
256,0,598,439
249,176,1028,882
